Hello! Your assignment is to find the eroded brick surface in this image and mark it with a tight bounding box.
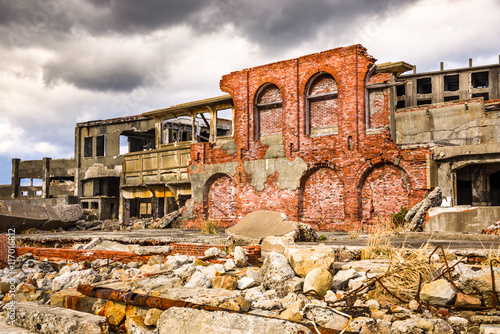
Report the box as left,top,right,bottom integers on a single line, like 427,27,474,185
187,45,429,231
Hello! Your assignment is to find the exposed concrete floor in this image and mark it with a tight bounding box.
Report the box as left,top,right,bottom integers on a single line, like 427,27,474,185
16,229,500,253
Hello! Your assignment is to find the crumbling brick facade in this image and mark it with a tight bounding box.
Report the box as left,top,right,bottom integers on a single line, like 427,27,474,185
187,45,430,231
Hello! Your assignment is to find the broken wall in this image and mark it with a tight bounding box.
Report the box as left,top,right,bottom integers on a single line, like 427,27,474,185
188,45,430,231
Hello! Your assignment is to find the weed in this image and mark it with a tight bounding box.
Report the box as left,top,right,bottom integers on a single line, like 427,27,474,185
319,235,327,241
201,220,218,234
391,206,408,229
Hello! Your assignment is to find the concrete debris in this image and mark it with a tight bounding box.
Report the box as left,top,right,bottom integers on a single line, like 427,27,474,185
5,233,500,334
226,211,318,246
404,187,442,232
482,220,500,234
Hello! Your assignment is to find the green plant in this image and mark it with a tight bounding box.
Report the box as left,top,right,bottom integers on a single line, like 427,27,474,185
391,206,408,228
318,235,327,241
201,220,218,234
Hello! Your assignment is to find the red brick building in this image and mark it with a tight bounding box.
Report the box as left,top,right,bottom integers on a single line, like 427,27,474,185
188,44,430,231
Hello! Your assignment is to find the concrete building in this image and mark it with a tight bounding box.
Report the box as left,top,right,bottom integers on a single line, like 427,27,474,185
1,44,499,232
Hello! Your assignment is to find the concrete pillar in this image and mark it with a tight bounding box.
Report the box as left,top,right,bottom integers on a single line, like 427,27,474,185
437,162,453,206
472,165,488,205
42,157,51,199
11,158,20,199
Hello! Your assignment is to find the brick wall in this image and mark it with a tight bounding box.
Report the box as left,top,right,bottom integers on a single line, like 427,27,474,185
206,174,238,220
259,107,282,136
0,234,8,269
187,44,430,231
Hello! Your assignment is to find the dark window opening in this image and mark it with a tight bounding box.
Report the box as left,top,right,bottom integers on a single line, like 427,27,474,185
162,118,193,144
417,78,432,94
444,96,460,102
417,99,432,106
396,84,406,97
396,100,406,109
195,113,211,142
472,71,489,89
491,171,500,206
96,135,105,157
472,92,489,101
82,202,89,209
120,129,155,153
444,75,459,91
91,202,99,210
456,166,472,205
84,137,93,157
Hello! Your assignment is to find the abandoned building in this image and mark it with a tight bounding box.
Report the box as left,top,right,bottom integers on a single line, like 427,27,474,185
0,44,499,232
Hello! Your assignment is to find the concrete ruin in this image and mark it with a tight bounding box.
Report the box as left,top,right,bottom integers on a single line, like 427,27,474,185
0,44,499,232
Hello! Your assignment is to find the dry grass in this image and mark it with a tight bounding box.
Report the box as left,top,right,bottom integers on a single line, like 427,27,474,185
201,220,218,234
372,243,436,305
361,219,394,260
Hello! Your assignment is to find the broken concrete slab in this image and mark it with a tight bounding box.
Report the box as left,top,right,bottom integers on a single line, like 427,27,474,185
0,200,82,231
157,306,313,334
405,187,442,232
11,301,110,334
226,211,318,245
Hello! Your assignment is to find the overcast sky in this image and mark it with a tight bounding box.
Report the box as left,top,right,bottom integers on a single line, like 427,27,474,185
0,0,499,185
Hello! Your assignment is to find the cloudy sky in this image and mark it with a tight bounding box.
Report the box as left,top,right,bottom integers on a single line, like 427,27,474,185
0,0,499,185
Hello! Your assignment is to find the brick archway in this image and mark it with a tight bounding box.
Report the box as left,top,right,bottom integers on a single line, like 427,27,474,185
203,173,238,220
359,163,410,222
298,166,345,225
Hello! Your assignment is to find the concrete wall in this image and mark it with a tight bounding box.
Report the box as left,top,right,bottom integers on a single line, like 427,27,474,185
426,206,500,233
395,98,500,146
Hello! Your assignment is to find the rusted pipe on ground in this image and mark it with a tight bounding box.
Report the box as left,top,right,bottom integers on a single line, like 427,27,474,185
77,285,353,334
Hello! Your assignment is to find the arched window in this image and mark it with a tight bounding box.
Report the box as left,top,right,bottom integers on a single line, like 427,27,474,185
254,83,282,140
305,72,338,136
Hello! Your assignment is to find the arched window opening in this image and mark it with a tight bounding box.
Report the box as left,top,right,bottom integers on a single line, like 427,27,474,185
254,84,282,140
306,72,338,136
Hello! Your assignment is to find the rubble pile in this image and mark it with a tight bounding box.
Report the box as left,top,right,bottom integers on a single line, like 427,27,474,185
2,237,500,333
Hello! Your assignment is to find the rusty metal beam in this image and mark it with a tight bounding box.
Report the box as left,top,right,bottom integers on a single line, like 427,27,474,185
77,285,353,334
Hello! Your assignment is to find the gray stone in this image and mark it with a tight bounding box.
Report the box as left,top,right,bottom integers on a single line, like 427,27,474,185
391,318,423,334
184,271,211,288
52,269,100,291
165,255,192,270
481,324,500,334
260,252,295,290
447,316,468,327
21,260,55,275
157,307,313,334
420,279,456,305
11,302,109,334
238,277,256,290
331,269,359,291
134,246,173,255
346,317,378,333
173,263,196,281
234,246,248,267
204,247,221,257
303,268,332,297
224,259,236,271
304,307,344,327
283,277,304,295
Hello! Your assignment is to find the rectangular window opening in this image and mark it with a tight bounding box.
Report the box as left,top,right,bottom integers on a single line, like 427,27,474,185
396,84,406,97
84,137,93,158
91,202,99,210
21,191,28,196
216,108,233,137
32,179,43,187
196,112,211,142
472,92,490,101
417,99,432,106
119,135,129,155
35,190,42,196
82,202,89,209
96,135,105,157
444,96,460,102
20,178,31,187
396,100,406,109
472,71,489,89
444,75,459,91
417,78,432,94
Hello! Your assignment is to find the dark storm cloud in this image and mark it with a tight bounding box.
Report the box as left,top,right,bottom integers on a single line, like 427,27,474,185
0,0,421,93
